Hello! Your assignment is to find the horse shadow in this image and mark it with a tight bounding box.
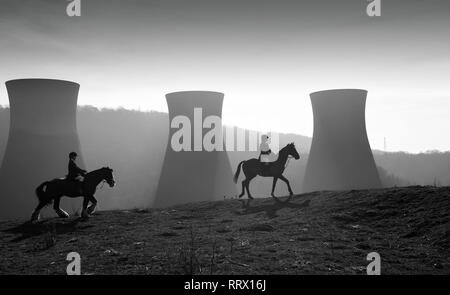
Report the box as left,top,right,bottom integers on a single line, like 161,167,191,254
2,217,94,243
239,197,311,219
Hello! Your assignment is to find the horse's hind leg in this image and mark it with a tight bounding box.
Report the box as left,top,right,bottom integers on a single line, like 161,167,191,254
238,180,247,198
53,196,69,218
245,176,256,199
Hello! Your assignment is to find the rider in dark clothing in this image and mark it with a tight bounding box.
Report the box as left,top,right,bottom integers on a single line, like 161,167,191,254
68,152,86,182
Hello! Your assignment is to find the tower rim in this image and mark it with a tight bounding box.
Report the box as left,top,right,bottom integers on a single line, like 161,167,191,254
310,89,367,96
166,90,224,97
5,78,80,87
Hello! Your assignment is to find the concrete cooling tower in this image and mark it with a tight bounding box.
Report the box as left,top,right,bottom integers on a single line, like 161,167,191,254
302,89,381,192
0,79,85,219
154,91,236,207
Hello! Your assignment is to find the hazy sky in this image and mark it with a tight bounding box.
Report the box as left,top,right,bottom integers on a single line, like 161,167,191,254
0,0,449,153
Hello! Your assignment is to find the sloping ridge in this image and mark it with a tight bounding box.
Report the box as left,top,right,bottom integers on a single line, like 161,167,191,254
0,186,449,274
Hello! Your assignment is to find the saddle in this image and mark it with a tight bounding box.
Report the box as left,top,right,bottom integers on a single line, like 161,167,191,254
258,161,274,176
259,150,277,164
65,176,85,194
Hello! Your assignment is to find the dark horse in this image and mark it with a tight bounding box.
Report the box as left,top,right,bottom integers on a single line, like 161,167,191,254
233,143,300,201
30,167,116,222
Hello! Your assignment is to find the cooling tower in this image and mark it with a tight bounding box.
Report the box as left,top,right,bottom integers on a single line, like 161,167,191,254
302,89,381,192
154,91,236,207
0,79,85,219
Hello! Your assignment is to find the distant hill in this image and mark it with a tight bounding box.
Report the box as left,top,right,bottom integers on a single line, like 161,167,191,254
374,151,450,187
1,106,449,213
1,186,449,274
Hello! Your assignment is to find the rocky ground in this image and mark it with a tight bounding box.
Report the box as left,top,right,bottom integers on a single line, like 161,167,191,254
1,186,449,275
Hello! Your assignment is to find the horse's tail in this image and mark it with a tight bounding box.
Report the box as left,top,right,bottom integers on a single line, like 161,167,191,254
233,161,245,183
35,181,52,206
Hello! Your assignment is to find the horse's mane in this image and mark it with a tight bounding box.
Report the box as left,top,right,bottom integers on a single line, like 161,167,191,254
276,143,294,155
266,143,294,162
86,167,112,176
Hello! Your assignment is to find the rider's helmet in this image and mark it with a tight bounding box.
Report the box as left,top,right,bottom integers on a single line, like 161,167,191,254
69,152,78,159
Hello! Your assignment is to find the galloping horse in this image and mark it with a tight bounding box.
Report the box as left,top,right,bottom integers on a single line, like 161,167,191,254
233,143,300,200
31,167,116,222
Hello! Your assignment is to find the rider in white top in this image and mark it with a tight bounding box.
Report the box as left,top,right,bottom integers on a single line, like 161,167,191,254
259,134,273,163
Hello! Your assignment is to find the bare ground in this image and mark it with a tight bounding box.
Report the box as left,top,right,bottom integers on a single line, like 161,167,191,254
1,186,449,275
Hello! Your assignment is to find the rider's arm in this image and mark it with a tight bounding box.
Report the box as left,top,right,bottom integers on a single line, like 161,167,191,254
72,162,86,174
77,166,87,174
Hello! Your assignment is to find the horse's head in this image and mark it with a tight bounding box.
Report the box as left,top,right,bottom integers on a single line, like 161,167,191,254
286,142,300,160
102,167,116,187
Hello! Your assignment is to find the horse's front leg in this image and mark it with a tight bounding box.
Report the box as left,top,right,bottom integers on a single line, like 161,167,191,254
81,196,90,218
87,195,98,215
271,177,278,198
279,175,294,196
53,196,69,218
31,202,47,223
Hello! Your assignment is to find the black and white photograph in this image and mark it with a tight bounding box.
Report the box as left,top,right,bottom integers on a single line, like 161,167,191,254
0,0,449,286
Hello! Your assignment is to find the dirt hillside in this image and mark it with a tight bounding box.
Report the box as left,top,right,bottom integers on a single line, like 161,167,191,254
1,186,449,274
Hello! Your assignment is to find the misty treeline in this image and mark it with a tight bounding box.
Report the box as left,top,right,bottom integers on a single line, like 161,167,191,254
0,106,449,211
